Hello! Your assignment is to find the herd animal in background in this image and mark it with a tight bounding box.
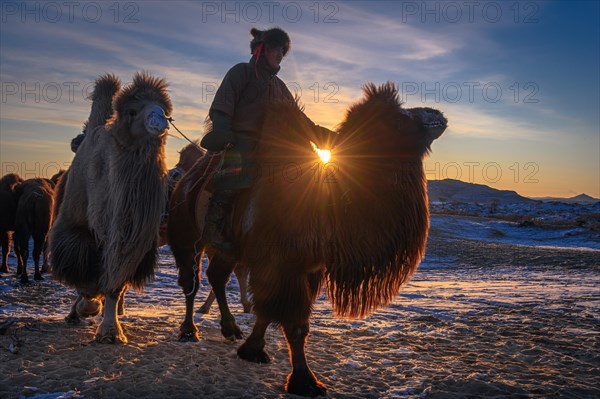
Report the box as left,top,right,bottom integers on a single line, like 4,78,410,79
0,173,62,283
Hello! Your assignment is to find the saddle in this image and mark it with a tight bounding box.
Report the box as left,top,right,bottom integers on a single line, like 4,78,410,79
165,150,232,248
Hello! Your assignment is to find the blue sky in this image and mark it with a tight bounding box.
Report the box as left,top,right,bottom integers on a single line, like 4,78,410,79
1,0,598,197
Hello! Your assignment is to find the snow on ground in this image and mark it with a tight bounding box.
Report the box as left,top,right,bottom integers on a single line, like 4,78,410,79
430,214,600,251
1,213,599,398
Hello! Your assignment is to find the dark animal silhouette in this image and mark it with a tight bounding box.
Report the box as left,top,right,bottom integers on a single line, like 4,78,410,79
0,173,23,273
170,82,447,396
159,141,205,247
50,72,171,343
164,142,251,316
13,178,55,283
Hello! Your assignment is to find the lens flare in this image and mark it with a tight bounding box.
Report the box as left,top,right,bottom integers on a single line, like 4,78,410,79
311,141,331,164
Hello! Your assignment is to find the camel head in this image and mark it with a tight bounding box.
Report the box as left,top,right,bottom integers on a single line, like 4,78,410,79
338,82,447,165
176,141,205,171
0,173,24,192
112,72,172,146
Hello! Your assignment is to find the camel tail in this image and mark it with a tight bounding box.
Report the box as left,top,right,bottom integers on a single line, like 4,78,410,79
86,73,121,132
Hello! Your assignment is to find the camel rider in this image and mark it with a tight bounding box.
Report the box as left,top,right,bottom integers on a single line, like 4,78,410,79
201,27,335,250
200,27,293,250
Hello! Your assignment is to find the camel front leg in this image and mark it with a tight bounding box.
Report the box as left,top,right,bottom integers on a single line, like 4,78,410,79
65,295,83,325
96,288,127,344
282,322,327,397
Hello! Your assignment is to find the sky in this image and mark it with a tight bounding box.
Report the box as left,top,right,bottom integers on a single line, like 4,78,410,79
1,0,598,198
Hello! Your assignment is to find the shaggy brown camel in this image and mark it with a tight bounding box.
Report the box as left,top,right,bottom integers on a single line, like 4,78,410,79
163,142,251,316
171,82,447,396
50,72,171,343
0,173,23,273
159,141,206,247
13,178,55,283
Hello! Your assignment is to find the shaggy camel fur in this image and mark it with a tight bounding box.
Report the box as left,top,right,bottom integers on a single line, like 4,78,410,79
0,173,23,273
13,178,55,283
50,72,171,343
172,82,447,396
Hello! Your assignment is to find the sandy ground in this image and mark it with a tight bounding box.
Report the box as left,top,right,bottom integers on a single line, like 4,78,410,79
1,217,599,398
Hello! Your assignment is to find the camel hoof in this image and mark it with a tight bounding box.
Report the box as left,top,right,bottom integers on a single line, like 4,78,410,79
237,343,271,364
178,331,200,342
20,275,30,284
286,370,328,397
220,320,243,341
95,333,127,344
76,298,102,318
34,273,44,281
0,266,8,274
197,305,211,314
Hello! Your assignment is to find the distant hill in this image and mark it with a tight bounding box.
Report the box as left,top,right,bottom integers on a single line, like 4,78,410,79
427,179,536,204
532,193,600,205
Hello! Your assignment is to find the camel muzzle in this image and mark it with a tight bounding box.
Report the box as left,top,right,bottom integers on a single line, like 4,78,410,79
144,105,169,135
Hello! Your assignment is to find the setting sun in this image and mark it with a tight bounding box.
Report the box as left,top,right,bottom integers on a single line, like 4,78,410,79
311,141,331,164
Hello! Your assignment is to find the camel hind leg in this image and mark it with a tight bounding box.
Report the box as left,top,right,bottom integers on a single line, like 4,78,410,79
237,313,271,363
14,229,30,284
206,252,243,340
40,239,49,273
1,232,10,273
198,264,251,314
197,289,216,314
32,233,45,281
172,240,202,342
235,264,252,313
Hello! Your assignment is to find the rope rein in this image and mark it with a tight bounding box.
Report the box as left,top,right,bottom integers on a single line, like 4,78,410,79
167,117,204,150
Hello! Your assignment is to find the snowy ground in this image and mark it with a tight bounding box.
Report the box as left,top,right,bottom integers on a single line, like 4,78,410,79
0,214,599,398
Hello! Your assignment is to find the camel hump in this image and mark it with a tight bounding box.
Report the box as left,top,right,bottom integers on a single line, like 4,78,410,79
86,73,121,132
361,81,401,105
